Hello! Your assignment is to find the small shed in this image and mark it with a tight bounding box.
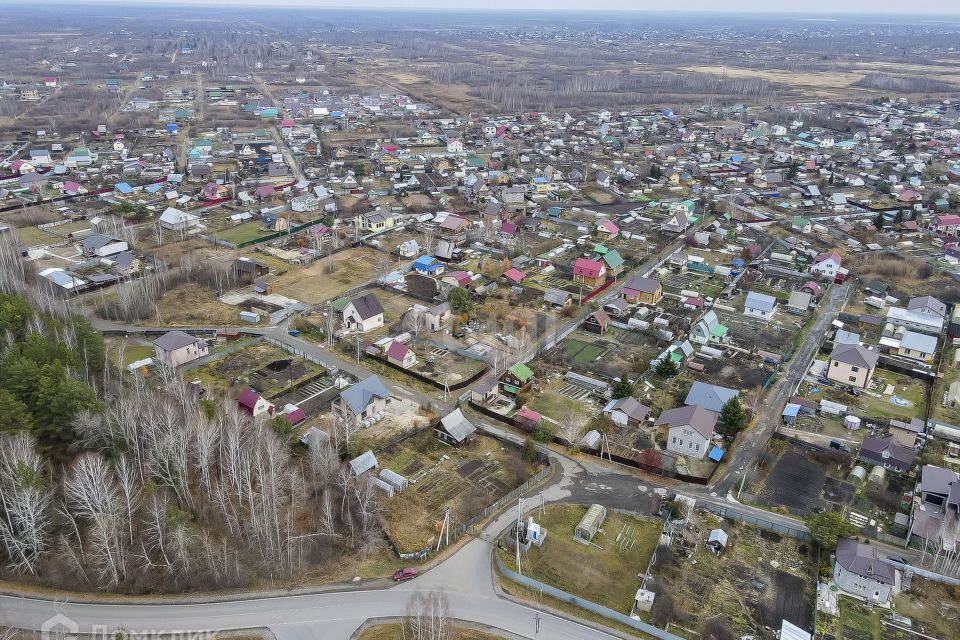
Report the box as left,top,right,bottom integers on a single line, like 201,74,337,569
706,528,728,555
782,404,801,425
349,450,378,476
574,503,607,544
708,446,725,462
580,429,602,450
634,588,656,613
843,415,862,431
435,408,478,447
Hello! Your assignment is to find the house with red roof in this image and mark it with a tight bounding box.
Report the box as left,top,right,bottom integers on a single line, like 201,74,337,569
498,221,518,239
596,218,619,239
238,388,274,417
501,268,525,285
573,258,606,288
441,270,473,289
809,251,843,280
60,181,86,196
929,214,960,236
896,189,922,204
385,340,417,369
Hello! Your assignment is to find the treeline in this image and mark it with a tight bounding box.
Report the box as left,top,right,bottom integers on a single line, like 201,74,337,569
853,72,956,94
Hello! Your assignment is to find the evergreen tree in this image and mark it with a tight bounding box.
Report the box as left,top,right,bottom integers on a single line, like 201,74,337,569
612,373,633,399
654,357,679,378
717,396,747,437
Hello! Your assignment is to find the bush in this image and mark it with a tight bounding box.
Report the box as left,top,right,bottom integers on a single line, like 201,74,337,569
532,422,557,443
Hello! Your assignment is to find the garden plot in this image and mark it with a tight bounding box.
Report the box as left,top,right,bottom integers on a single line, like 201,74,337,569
661,270,724,297
797,368,928,422
646,508,815,637
498,505,662,614
192,341,325,397
378,432,536,553
269,246,383,304
756,450,828,515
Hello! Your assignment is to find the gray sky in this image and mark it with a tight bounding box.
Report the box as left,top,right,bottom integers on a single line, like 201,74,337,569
14,0,960,14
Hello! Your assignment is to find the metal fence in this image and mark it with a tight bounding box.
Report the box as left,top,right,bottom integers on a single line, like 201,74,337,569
701,502,812,541
262,335,328,367
495,554,685,640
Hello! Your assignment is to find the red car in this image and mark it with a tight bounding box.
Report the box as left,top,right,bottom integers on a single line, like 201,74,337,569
392,567,419,582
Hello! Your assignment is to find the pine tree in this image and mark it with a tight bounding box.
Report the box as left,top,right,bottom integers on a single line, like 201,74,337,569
654,357,679,378
717,396,746,437
612,373,633,399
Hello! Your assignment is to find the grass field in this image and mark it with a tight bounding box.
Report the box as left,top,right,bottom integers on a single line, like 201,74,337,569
148,283,255,327
108,342,155,368
216,221,271,245
356,624,505,640
269,246,382,304
838,597,880,640
564,338,608,364
498,504,661,614
528,383,595,421
12,225,61,247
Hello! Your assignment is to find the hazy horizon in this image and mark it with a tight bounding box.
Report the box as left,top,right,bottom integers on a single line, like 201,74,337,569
7,0,960,16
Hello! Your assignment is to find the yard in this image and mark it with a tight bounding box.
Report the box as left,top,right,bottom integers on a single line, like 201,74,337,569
191,340,324,397
932,344,960,426
215,221,271,246
799,368,928,422
269,246,383,304
379,432,537,554
107,338,156,368
498,504,662,614
527,380,601,421
148,282,262,326
830,587,960,640
647,510,816,637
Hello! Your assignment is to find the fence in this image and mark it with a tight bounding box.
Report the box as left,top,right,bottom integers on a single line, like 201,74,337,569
495,554,684,640
263,335,329,367
700,501,811,541
366,352,490,392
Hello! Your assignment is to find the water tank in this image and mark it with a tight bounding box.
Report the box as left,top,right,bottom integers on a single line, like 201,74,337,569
847,465,867,484
868,465,887,485
843,415,862,431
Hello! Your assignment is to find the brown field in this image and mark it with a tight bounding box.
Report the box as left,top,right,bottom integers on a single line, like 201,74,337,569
268,246,383,304
147,282,250,327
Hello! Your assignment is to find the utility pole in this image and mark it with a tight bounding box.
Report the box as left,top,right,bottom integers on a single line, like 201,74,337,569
534,613,542,638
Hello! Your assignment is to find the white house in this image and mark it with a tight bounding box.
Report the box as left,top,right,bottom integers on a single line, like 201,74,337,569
342,293,385,333
809,251,842,280
744,291,777,319
833,538,896,604
152,330,208,368
158,207,200,232
656,405,716,461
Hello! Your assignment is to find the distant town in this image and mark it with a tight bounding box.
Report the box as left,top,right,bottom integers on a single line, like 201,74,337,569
0,6,959,640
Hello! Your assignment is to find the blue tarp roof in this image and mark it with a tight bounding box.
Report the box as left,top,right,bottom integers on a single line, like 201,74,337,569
115,182,134,194
708,446,725,462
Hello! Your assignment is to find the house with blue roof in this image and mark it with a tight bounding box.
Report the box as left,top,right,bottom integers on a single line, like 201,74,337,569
114,182,135,195
684,381,738,414
334,376,391,427
412,255,444,276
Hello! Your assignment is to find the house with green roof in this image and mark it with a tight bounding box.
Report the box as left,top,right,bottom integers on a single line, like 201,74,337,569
501,362,534,396
792,215,811,233
602,249,625,276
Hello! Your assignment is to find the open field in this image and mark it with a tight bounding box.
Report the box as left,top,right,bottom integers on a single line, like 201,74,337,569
498,504,661,614
269,246,383,304
379,432,536,553
147,282,256,327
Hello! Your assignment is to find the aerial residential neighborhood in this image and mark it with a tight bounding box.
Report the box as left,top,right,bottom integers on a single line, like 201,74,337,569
1,4,960,640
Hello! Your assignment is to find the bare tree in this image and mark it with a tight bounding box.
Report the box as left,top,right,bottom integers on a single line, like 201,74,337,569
0,433,53,574
558,411,586,447
402,590,453,640
404,307,427,336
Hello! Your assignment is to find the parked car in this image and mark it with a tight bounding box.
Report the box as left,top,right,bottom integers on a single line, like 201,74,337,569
829,440,851,453
392,567,419,582
452,330,466,339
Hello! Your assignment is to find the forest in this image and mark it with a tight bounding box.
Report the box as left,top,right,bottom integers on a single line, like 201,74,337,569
0,246,383,593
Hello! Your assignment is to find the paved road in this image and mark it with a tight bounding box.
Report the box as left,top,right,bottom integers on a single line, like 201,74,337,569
712,282,852,495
